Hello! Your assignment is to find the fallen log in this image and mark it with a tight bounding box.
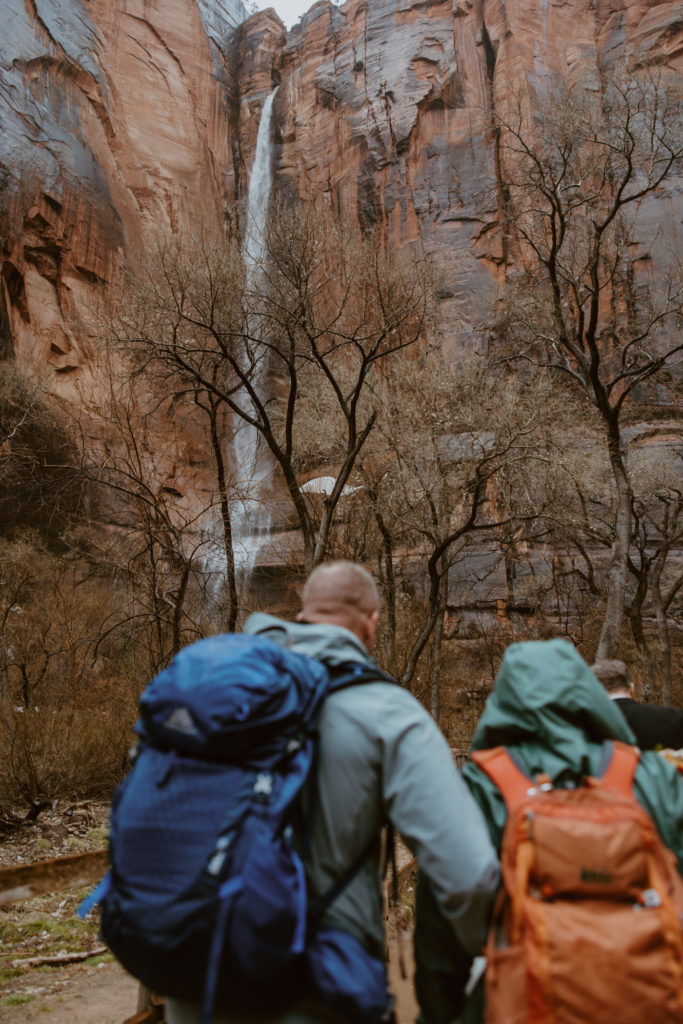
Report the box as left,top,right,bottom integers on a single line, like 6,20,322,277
0,848,108,905
11,945,108,968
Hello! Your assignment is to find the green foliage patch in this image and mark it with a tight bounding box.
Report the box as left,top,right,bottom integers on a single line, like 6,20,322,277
1,993,35,1006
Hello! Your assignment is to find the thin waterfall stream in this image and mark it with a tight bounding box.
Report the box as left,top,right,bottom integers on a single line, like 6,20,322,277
232,87,278,578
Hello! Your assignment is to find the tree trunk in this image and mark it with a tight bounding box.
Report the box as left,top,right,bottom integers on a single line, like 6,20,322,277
401,480,486,687
207,401,238,632
400,557,443,688
626,540,655,694
654,601,673,705
626,605,656,694
429,567,448,723
171,562,191,658
312,413,377,568
596,428,632,660
375,511,397,677
651,563,673,704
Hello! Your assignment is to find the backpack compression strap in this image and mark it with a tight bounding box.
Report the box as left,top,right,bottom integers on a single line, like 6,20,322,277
471,747,537,810
598,740,640,796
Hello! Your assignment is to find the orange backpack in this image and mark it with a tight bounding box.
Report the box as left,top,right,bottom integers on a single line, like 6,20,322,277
471,741,683,1024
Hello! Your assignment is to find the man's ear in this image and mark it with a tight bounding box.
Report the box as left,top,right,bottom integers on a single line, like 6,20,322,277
629,682,636,699
365,608,379,648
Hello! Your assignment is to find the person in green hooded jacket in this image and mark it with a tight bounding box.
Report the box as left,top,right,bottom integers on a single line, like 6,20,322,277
414,638,683,1024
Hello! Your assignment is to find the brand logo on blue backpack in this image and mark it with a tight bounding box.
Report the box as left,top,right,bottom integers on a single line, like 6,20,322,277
80,633,393,1023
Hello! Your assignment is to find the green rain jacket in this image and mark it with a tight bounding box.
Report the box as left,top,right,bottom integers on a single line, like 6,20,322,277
415,638,683,1024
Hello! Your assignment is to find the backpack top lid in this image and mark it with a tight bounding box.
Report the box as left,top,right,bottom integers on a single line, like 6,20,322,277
138,633,330,760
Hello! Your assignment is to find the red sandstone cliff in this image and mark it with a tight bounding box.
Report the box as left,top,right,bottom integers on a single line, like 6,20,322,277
0,0,680,633
2,0,680,383
1,0,246,386
264,0,682,350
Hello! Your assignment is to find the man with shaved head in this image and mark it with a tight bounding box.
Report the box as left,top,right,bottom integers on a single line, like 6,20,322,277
167,560,499,1024
297,561,380,650
249,561,500,1021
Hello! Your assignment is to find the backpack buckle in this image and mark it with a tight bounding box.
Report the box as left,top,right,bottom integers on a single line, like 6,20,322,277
207,834,233,877
254,773,273,799
639,888,662,908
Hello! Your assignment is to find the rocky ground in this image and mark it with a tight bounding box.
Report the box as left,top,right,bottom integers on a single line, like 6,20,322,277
0,801,140,1022
0,805,418,1023
0,800,110,869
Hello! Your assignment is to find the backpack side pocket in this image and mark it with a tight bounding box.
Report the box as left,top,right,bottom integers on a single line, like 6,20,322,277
307,925,393,1023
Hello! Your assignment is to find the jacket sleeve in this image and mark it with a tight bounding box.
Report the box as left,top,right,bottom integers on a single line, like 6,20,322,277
634,752,683,874
377,692,500,955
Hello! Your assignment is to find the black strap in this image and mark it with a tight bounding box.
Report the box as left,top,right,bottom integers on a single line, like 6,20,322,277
306,661,398,921
327,660,399,693
386,822,399,907
309,832,380,922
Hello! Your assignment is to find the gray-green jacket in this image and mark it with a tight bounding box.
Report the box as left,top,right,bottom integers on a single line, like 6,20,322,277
244,614,499,958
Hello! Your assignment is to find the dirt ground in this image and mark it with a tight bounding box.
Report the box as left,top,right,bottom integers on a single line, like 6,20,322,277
0,959,139,1023
0,947,417,1024
0,803,419,1024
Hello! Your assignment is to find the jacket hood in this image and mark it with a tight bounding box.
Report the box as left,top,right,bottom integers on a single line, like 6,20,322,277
471,638,636,759
243,612,374,668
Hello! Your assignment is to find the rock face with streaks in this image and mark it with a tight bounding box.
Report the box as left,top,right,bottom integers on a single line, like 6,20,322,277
272,0,498,354
2,0,681,379
264,0,682,351
0,0,245,383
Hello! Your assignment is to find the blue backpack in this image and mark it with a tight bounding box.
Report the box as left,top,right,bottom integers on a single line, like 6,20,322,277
79,633,393,1023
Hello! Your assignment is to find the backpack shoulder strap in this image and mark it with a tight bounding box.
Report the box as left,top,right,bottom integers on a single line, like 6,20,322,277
471,746,535,810
598,740,640,796
301,661,397,863
327,661,398,693
308,831,380,924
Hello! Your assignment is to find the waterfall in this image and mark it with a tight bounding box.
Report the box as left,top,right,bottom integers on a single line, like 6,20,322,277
244,88,277,275
232,87,278,577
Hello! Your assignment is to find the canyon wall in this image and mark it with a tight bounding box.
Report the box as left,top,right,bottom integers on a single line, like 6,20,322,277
0,0,245,382
1,0,681,621
264,0,682,351
3,0,680,381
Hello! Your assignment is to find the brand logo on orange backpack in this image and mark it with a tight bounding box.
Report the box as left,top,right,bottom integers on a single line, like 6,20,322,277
579,868,613,885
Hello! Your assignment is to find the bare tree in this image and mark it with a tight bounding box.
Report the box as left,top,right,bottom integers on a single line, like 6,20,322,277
112,200,433,574
0,535,134,819
627,447,683,701
0,361,83,539
491,68,683,658
74,359,212,674
505,414,614,646
354,351,558,712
